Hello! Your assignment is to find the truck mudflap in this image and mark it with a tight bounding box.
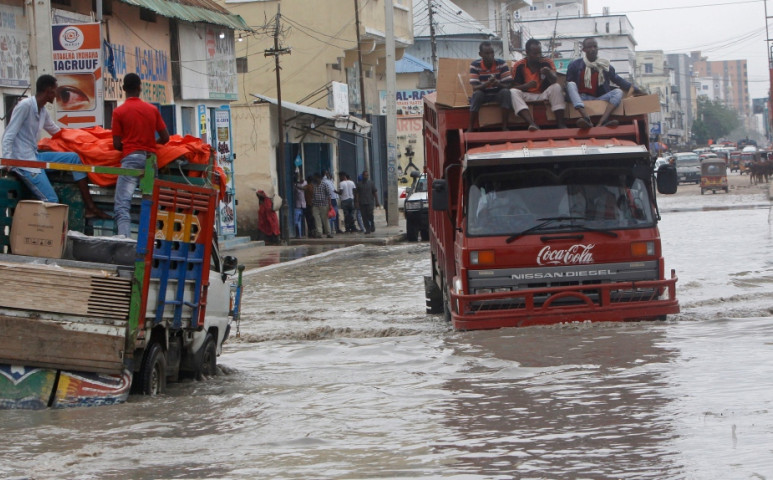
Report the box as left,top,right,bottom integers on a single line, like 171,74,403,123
0,364,132,409
450,271,679,330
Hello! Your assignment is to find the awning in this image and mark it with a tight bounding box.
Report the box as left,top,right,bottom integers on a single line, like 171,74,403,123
116,0,250,31
251,93,371,136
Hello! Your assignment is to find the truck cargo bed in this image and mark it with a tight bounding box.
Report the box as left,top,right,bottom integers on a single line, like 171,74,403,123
0,255,130,374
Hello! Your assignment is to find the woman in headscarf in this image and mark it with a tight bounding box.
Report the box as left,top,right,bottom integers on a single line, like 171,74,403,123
256,190,280,244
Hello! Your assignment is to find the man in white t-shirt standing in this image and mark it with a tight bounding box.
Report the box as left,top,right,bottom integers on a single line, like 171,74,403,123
338,171,357,233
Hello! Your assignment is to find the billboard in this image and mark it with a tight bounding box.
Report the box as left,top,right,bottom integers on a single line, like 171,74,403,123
52,23,103,127
0,4,30,87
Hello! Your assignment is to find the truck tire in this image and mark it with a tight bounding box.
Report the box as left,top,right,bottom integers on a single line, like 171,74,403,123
424,275,443,314
406,220,418,242
139,342,167,396
194,334,218,380
442,283,452,323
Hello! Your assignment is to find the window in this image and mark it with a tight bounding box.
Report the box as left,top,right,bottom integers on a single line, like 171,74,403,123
644,63,653,74
140,7,156,22
92,0,112,15
236,57,248,74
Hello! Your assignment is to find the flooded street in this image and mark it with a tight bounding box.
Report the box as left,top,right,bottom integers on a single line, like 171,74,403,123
3,184,773,479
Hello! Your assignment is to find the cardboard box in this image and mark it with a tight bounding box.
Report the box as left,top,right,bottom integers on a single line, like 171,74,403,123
566,99,624,118
436,57,474,108
479,104,528,127
623,94,661,115
10,201,69,258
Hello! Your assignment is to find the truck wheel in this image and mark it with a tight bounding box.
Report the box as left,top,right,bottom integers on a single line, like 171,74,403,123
442,283,452,323
194,334,218,380
420,229,429,241
139,342,166,396
424,275,443,314
406,221,418,242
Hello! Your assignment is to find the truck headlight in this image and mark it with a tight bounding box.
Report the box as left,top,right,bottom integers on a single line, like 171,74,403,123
405,201,421,211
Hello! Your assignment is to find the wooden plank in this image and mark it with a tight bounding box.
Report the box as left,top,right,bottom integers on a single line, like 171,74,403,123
0,262,131,318
0,315,126,374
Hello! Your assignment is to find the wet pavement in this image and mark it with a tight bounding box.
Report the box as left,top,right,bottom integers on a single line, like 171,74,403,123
226,207,409,271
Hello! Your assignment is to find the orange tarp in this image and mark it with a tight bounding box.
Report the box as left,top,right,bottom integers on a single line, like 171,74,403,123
38,127,214,187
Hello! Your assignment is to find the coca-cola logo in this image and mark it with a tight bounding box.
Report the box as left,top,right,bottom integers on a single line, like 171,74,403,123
537,244,595,266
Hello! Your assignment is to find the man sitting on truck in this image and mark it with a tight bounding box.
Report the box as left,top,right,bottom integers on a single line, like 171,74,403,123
566,38,644,128
1,74,109,219
468,41,513,132
510,38,566,131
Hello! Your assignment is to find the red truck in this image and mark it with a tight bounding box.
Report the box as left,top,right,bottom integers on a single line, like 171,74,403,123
422,93,680,330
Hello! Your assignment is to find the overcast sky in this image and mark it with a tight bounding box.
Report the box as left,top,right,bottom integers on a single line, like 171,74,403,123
586,0,770,100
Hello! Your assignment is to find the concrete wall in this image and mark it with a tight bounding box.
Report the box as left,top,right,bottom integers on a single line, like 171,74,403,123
231,103,275,239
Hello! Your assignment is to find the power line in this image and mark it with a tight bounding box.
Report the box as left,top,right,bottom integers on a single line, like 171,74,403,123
595,0,763,15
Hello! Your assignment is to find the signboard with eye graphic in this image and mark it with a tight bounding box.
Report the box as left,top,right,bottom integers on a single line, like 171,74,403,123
51,23,103,127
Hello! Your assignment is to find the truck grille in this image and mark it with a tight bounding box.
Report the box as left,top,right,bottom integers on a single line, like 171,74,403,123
466,261,661,310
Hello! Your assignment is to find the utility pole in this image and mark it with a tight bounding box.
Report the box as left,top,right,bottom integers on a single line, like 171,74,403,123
765,0,773,139
353,0,372,181
385,0,398,226
265,5,291,243
428,0,438,79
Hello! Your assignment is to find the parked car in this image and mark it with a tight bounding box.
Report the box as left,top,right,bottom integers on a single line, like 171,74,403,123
673,152,701,184
404,172,428,241
653,157,669,172
398,186,407,210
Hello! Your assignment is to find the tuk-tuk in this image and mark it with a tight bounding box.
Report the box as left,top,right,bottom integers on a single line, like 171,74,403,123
729,151,741,172
701,159,728,194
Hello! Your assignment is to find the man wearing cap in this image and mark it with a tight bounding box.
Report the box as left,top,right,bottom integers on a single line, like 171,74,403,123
112,73,170,237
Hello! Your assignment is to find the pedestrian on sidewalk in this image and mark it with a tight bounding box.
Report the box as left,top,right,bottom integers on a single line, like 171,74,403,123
256,189,280,244
293,174,307,238
338,171,357,232
303,175,316,237
311,173,333,238
323,170,343,234
356,170,379,234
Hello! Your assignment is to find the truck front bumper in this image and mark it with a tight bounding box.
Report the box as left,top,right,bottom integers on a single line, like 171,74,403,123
449,270,679,330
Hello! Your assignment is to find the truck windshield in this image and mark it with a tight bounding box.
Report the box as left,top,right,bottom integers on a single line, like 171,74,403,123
466,167,655,237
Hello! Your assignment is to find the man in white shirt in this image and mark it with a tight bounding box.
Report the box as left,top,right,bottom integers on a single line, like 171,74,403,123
1,74,108,218
338,171,357,233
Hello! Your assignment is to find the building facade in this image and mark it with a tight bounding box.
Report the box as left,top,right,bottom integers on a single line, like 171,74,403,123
691,53,750,118
218,0,413,238
0,0,246,237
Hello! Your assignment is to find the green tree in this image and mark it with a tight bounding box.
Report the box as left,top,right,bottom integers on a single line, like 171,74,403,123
692,97,741,145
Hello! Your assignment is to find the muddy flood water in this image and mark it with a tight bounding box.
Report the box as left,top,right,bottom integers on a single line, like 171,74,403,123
2,188,773,479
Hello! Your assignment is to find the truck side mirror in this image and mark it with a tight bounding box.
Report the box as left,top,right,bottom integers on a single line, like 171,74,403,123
656,164,678,194
432,179,449,211
222,255,238,275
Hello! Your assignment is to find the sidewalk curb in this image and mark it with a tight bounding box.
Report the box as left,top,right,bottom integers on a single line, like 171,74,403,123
242,244,366,277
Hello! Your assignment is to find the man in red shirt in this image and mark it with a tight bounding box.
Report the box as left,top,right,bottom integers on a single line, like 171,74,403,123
510,39,566,131
112,73,170,237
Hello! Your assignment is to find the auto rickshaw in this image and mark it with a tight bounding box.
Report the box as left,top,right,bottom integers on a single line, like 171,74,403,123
729,151,741,172
701,159,728,194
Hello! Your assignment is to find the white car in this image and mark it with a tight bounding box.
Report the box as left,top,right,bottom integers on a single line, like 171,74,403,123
653,157,669,172
398,186,407,210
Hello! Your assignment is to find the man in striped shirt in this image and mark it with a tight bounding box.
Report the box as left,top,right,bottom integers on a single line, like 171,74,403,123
468,41,513,131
